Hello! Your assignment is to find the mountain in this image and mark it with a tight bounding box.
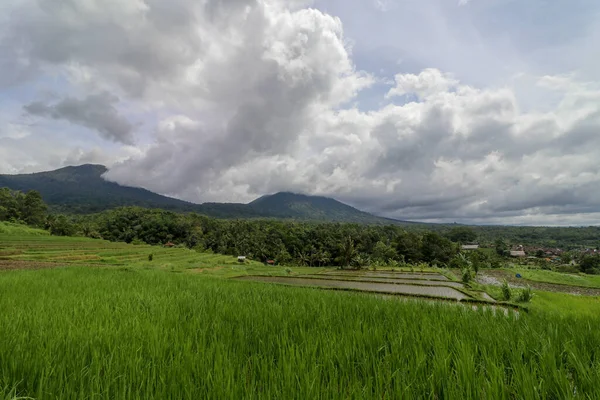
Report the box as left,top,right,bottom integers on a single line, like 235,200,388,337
249,192,392,224
0,164,409,224
0,164,203,214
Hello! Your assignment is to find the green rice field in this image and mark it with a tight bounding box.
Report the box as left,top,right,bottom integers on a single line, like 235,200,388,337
1,222,599,399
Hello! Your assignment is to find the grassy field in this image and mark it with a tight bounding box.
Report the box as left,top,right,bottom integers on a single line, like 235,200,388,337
1,267,600,399
1,223,600,398
0,222,316,278
507,268,600,289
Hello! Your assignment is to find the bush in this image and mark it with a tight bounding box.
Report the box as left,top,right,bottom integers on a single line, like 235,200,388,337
501,279,511,301
579,255,600,274
517,286,534,303
555,264,579,274
148,254,154,262
461,267,472,284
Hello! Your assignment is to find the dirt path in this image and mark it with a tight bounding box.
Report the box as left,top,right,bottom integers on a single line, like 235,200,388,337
476,269,600,296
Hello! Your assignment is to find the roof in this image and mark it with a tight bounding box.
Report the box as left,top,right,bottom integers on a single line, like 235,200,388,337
510,250,526,257
461,244,479,250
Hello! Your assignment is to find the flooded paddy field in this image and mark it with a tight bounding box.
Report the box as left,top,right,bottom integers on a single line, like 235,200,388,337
300,274,465,288
236,275,470,300
322,271,449,281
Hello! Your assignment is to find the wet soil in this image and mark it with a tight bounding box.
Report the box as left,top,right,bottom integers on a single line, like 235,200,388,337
236,275,469,300
300,274,464,288
323,271,449,281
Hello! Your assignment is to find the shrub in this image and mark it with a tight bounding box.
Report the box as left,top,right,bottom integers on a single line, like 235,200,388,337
579,255,600,274
517,286,534,303
501,279,511,301
148,254,154,262
461,267,472,284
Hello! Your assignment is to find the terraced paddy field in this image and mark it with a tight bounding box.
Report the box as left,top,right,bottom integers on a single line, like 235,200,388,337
2,223,600,398
301,274,466,288
323,271,450,280
0,229,269,273
236,275,471,300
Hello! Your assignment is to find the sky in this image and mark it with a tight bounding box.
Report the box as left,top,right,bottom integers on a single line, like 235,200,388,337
1,0,600,225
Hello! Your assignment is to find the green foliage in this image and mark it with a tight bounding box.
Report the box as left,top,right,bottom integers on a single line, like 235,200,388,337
421,232,457,265
447,226,477,243
45,214,77,236
494,238,509,257
0,221,49,236
337,236,357,268
0,187,47,227
517,286,534,303
0,268,599,398
71,207,466,267
372,240,397,264
395,231,422,263
0,166,409,224
510,268,600,289
579,255,600,275
148,253,153,262
501,279,512,301
461,267,473,284
449,252,471,270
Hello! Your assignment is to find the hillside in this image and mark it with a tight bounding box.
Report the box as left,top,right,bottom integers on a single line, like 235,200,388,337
249,192,394,224
0,164,408,224
0,165,204,214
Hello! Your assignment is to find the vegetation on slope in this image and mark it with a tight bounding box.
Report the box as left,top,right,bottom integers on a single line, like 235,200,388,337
0,165,402,223
0,266,598,399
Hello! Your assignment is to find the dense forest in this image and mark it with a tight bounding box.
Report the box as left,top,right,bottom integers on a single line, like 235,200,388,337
2,187,600,273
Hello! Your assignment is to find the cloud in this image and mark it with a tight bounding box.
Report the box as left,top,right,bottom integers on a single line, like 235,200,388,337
386,68,459,99
2,0,600,225
23,93,135,144
373,0,395,12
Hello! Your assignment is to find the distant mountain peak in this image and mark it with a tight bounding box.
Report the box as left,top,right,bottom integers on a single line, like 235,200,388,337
0,165,412,224
248,191,386,223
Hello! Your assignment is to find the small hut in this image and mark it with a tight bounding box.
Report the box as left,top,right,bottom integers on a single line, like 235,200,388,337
510,250,526,257
164,242,175,248
237,256,246,263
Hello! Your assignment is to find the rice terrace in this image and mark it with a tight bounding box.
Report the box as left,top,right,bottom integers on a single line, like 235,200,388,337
1,222,600,399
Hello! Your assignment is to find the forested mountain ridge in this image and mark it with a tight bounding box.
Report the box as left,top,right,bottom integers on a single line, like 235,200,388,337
0,164,408,224
0,165,202,214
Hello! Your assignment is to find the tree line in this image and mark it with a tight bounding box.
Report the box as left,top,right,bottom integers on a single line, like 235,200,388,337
2,187,599,273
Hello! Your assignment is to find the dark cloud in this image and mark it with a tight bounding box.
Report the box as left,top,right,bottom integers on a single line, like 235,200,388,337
2,0,600,224
24,93,134,144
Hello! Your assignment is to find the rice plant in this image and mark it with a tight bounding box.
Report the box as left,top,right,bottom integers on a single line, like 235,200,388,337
501,279,512,301
0,267,597,399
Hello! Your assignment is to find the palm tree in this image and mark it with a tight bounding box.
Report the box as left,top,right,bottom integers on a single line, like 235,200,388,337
339,236,357,269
